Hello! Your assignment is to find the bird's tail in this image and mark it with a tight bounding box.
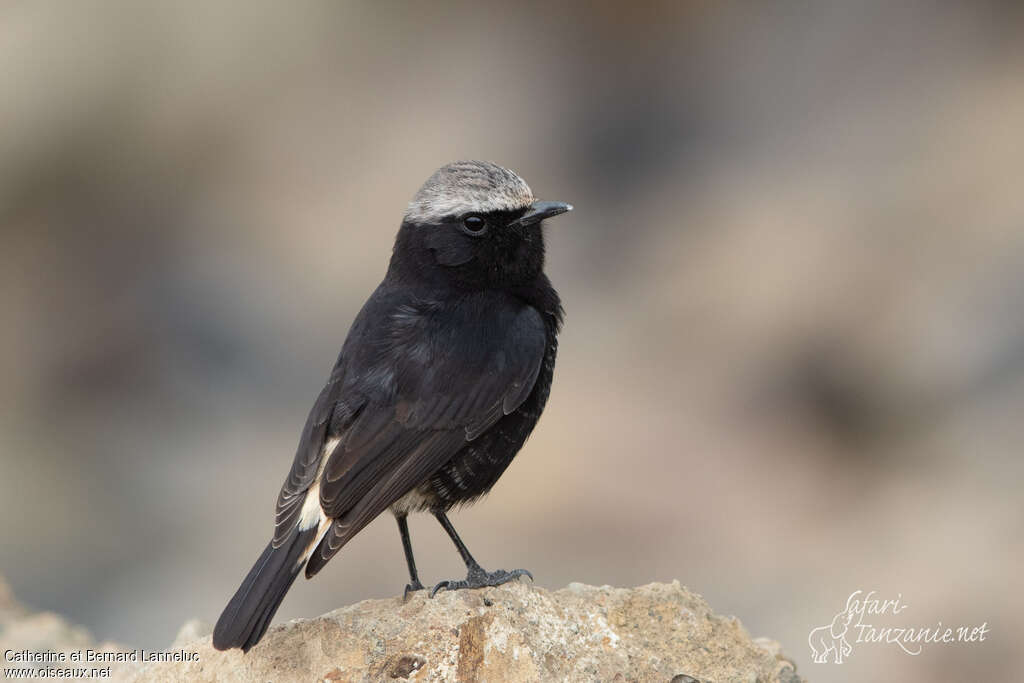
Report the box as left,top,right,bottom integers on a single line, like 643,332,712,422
212,524,319,652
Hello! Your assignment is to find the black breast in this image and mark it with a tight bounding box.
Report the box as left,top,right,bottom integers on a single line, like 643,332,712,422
426,279,562,509
427,334,557,507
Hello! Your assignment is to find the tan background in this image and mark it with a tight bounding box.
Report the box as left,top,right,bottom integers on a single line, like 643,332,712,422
2,2,1022,681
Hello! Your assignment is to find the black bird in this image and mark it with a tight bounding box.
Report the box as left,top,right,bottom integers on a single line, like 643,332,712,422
212,161,572,652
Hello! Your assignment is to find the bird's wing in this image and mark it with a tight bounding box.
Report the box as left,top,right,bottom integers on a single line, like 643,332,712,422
270,362,351,547
271,292,380,548
272,290,547,570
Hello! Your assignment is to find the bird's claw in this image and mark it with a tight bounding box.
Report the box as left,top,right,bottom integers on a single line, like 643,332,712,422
403,580,425,601
429,567,533,598
429,581,451,598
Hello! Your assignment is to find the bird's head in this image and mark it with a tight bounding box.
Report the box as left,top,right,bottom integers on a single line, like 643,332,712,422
389,161,572,289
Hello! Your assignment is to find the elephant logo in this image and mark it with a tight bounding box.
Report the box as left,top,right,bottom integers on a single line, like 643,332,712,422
808,593,857,664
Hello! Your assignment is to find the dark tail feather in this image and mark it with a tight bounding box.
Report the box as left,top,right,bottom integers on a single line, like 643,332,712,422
212,525,318,652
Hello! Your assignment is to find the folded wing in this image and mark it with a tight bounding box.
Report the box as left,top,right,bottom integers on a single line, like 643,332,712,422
269,290,547,576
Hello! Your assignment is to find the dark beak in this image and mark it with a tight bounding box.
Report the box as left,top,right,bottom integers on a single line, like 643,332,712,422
510,200,573,228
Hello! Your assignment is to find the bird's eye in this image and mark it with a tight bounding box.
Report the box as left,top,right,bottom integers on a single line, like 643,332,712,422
461,215,487,235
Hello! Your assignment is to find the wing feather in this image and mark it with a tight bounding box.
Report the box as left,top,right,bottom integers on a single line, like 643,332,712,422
271,289,547,563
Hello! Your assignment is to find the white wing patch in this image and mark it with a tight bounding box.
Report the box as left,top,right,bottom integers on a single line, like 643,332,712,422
298,436,340,530
297,516,333,569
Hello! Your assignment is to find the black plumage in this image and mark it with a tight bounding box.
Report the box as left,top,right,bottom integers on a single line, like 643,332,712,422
213,161,571,652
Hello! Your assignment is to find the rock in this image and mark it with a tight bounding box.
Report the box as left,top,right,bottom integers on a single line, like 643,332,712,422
0,575,127,674
119,581,802,682
0,575,800,682
171,619,213,649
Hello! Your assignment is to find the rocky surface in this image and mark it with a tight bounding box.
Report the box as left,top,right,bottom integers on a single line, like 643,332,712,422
119,581,802,682
0,575,125,676
0,574,801,681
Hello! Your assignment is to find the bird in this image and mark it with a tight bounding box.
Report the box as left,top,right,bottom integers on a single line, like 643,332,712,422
212,160,572,652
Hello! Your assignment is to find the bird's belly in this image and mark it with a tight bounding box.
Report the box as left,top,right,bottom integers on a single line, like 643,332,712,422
386,403,543,515
428,408,541,508
428,337,556,509
389,486,435,516
395,333,557,513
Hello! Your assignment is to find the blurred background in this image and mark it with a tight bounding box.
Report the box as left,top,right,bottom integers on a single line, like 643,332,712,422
2,1,1022,681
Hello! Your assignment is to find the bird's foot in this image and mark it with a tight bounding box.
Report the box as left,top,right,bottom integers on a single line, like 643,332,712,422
403,580,426,601
429,565,533,597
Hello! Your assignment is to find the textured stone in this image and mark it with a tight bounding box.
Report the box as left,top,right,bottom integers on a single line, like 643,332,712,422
0,575,124,673
119,581,802,682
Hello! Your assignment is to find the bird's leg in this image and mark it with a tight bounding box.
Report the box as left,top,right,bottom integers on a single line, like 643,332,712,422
429,510,533,597
396,514,425,600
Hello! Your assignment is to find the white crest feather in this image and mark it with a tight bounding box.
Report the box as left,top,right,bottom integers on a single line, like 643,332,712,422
404,160,534,224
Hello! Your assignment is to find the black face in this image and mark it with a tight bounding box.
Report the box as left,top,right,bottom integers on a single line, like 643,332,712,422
395,207,546,290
